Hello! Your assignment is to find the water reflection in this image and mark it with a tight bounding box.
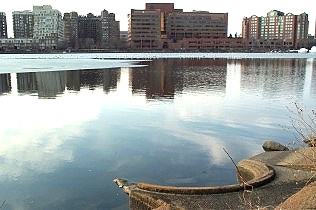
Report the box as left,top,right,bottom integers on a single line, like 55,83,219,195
131,59,177,99
0,57,315,209
17,72,38,95
0,73,11,94
14,69,120,98
1,58,315,100
70,69,119,92
239,59,307,98
17,71,66,98
226,60,241,97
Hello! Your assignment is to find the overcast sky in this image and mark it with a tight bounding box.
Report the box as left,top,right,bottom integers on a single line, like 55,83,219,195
1,0,315,38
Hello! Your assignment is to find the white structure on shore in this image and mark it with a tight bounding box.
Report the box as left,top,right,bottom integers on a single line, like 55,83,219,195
298,48,309,53
310,46,316,53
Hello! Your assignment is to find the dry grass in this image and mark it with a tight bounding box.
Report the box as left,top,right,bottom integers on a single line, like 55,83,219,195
273,104,316,209
232,103,316,209
287,103,316,148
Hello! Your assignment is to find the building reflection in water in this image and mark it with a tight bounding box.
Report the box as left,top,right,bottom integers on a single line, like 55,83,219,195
0,73,11,94
17,71,65,98
304,58,316,98
130,59,177,99
12,69,120,98
174,59,227,92
0,58,315,100
130,59,227,100
226,60,241,98
239,59,310,98
65,69,119,93
312,59,316,96
17,72,38,94
37,71,66,98
66,71,81,92
225,58,316,100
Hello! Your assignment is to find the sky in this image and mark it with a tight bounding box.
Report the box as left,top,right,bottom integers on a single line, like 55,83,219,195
1,0,315,38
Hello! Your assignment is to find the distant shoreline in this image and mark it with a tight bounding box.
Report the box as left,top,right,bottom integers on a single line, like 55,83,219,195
0,48,304,54
1,51,316,60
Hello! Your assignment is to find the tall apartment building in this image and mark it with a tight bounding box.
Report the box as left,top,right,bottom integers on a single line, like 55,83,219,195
78,13,101,48
242,10,309,49
77,10,119,49
0,12,8,38
13,10,34,38
296,13,309,40
242,15,260,40
63,12,79,49
100,10,120,48
33,5,64,49
128,3,229,50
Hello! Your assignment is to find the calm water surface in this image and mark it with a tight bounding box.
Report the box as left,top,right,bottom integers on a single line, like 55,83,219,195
0,54,315,209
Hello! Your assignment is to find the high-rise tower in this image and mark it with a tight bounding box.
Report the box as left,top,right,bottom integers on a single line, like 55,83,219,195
13,10,34,38
0,12,8,38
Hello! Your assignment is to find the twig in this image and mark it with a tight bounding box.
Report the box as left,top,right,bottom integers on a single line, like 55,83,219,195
0,200,6,209
223,148,245,184
223,148,255,209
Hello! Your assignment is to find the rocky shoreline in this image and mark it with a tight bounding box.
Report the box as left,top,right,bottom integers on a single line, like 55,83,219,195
114,142,316,209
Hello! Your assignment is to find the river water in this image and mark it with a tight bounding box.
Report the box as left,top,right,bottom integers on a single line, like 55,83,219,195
0,53,315,209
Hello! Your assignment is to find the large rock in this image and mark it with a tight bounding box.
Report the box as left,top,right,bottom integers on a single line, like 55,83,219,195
275,181,316,210
303,137,316,147
262,140,289,152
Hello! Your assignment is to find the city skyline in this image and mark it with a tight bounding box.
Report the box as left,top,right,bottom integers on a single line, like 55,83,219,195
1,0,315,38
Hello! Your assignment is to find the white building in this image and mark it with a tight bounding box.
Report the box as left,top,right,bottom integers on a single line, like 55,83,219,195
33,5,64,49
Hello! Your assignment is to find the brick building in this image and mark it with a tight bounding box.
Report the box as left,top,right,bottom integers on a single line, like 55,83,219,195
167,12,228,40
166,11,228,49
128,9,162,49
242,10,309,50
145,3,178,36
128,3,231,50
63,12,79,49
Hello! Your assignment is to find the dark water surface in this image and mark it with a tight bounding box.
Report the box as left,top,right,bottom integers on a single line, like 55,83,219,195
0,56,315,209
